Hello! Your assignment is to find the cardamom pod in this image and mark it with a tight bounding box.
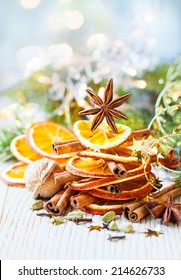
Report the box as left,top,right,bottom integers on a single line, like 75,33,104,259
102,211,116,223
66,211,83,221
108,221,119,231
51,216,65,225
121,222,134,233
31,200,44,210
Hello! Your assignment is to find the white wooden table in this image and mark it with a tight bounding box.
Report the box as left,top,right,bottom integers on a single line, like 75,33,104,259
0,165,181,260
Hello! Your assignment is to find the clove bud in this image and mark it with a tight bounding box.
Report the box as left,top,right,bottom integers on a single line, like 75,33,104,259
108,234,126,241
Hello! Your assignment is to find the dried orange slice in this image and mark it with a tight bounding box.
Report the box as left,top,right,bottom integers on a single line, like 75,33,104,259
73,120,131,150
80,201,125,215
66,155,151,178
66,156,113,178
87,178,153,200
10,135,41,164
0,162,27,187
69,172,150,191
26,121,76,164
79,150,138,163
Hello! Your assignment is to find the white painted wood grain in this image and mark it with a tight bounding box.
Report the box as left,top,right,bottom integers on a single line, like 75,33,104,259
0,179,181,260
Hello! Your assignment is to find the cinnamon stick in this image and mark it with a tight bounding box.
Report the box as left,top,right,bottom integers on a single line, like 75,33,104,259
45,187,76,216
106,185,121,194
132,129,150,139
70,193,96,208
45,190,64,211
53,140,84,154
106,161,127,178
124,183,181,222
54,171,81,186
52,139,76,149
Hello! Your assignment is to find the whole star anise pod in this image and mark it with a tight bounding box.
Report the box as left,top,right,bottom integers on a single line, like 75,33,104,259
147,197,181,225
79,79,132,133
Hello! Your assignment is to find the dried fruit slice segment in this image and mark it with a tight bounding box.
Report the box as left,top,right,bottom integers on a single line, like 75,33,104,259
73,120,131,150
0,162,27,187
66,155,151,178
79,150,138,163
87,181,153,200
66,156,113,178
10,135,41,164
26,121,76,164
80,202,125,215
69,173,149,191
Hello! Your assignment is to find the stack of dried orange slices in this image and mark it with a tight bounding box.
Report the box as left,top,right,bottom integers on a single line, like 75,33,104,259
51,120,155,215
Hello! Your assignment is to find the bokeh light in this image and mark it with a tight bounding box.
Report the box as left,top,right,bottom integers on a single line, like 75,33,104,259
135,80,147,89
48,43,73,65
47,12,64,31
64,10,84,30
20,0,41,9
87,33,108,51
58,0,72,4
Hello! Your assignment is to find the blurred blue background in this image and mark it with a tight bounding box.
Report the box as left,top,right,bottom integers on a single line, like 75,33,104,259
0,0,181,91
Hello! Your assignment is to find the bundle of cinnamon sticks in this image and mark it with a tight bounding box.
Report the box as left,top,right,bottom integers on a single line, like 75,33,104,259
124,183,181,222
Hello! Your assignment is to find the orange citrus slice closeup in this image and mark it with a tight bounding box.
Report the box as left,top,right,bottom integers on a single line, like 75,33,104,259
66,155,151,179
73,120,131,150
66,156,113,178
80,202,125,215
10,135,41,164
26,121,76,163
0,162,27,187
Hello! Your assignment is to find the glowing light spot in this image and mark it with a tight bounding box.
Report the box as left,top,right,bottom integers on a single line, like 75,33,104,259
58,0,72,4
124,67,137,77
98,67,111,77
135,80,147,89
78,99,86,107
38,76,51,84
48,43,73,63
146,37,157,48
158,79,164,85
98,87,105,99
114,39,124,48
87,33,108,51
64,10,84,29
47,12,63,31
16,46,46,76
144,11,155,23
20,0,41,9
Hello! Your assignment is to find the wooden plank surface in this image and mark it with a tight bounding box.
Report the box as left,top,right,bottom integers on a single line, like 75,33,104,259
0,176,181,260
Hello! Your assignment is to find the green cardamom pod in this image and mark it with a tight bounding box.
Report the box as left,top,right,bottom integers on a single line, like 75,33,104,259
121,222,134,233
66,211,83,221
108,221,119,231
31,200,44,210
102,211,116,223
51,216,65,225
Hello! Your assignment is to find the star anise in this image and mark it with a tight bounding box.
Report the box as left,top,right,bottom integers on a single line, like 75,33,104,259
79,79,132,134
143,228,163,237
147,197,181,225
151,177,163,192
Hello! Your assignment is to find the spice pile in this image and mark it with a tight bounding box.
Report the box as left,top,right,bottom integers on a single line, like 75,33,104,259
1,79,181,224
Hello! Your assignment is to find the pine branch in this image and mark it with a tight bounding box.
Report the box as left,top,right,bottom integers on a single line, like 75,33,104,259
0,126,24,163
